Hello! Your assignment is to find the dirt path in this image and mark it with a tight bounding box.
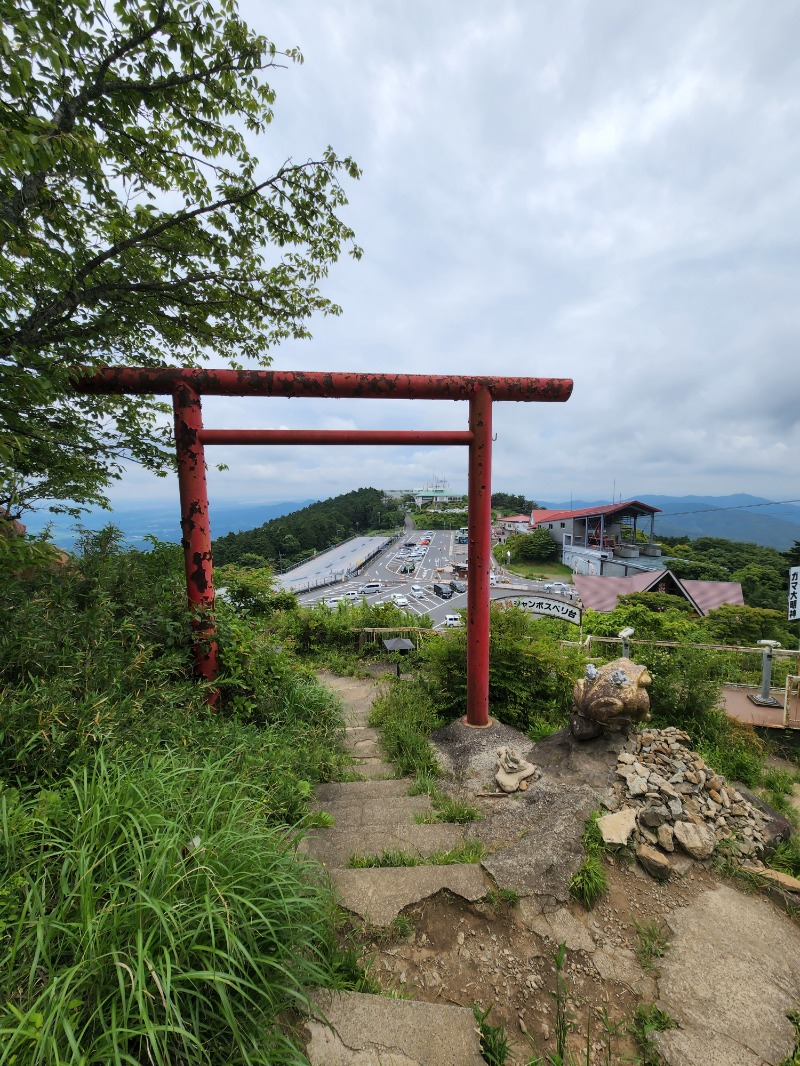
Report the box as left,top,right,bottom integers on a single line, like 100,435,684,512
316,672,800,1065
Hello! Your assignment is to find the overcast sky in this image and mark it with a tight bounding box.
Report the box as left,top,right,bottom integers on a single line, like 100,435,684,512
113,0,800,510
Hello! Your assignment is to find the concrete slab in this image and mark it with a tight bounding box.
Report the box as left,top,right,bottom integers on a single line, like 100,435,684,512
654,883,800,1066
522,902,598,954
315,780,411,803
331,864,489,926
304,990,485,1065
480,779,597,906
348,735,384,759
314,795,431,828
345,727,381,742
301,823,466,868
348,760,398,781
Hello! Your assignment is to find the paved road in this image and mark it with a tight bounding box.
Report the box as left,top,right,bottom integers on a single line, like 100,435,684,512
293,526,578,629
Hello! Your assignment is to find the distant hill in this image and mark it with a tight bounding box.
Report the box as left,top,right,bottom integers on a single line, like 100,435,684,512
23,499,315,550
212,488,404,568
541,494,800,551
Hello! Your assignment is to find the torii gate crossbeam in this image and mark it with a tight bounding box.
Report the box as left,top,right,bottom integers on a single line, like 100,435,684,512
75,369,573,727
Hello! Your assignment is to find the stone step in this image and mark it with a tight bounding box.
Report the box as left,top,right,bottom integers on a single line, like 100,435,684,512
301,823,466,868
314,795,431,828
304,989,485,1066
315,779,412,803
331,863,489,926
344,760,396,781
344,728,383,760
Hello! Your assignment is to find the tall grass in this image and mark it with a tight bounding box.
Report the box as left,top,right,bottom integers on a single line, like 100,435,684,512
0,530,356,1060
0,751,339,1065
369,677,442,778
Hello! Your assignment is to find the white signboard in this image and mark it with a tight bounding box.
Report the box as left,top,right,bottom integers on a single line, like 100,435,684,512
495,594,582,626
789,566,799,622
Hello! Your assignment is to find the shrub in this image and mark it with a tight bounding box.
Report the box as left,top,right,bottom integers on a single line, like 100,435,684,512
421,609,584,732
0,752,339,1065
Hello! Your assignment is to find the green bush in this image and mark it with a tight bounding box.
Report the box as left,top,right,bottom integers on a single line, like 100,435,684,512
0,752,339,1065
421,609,583,732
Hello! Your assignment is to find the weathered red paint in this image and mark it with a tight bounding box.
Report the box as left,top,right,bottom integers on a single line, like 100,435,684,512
172,383,219,701
465,387,493,727
74,366,573,728
74,367,573,404
199,430,473,446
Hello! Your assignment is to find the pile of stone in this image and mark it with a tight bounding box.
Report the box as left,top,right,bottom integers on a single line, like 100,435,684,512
597,726,769,880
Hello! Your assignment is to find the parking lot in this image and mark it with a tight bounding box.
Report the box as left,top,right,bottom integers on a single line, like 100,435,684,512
295,526,576,629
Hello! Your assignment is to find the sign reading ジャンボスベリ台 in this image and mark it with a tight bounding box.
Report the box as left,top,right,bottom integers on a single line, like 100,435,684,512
494,595,582,626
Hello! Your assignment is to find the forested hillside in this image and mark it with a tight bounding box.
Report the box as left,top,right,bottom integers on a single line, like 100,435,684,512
660,535,795,614
213,488,403,567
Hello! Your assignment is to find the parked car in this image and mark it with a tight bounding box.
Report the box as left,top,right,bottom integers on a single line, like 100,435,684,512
343,590,360,599
489,573,498,585
404,541,416,548
449,580,467,594
410,585,425,598
399,563,416,574
358,581,382,595
433,582,454,599
323,596,343,607
544,582,571,595
391,594,409,607
443,614,463,627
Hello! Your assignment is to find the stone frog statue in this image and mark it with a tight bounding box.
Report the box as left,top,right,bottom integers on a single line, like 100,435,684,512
570,657,652,740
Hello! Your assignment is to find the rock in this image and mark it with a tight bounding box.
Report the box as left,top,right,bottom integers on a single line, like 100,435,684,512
636,843,672,880
495,746,540,793
734,785,793,854
741,866,800,893
674,820,716,860
668,799,683,819
639,803,670,828
570,711,604,740
628,775,649,796
597,808,638,846
657,823,675,852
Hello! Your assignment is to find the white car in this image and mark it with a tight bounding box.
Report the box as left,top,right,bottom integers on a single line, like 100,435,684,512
443,613,463,627
410,585,425,598
322,597,343,608
391,594,409,607
343,590,360,599
544,582,571,595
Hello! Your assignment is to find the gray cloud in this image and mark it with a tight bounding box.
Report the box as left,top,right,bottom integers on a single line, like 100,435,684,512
107,0,800,510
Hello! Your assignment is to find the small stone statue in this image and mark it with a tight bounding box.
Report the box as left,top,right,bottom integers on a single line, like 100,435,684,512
570,657,652,741
495,746,541,793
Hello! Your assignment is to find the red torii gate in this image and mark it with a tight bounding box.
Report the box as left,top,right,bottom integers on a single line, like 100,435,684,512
75,369,573,727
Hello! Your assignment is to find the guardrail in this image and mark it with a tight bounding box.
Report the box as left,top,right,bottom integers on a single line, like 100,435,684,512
281,530,403,593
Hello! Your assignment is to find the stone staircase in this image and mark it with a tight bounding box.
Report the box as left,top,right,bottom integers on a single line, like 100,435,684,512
301,674,489,1065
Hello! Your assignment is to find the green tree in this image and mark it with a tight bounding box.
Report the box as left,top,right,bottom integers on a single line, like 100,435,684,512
730,563,786,611
701,603,794,646
1,0,360,518
665,557,730,582
782,541,800,568
491,492,536,513
504,528,556,563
